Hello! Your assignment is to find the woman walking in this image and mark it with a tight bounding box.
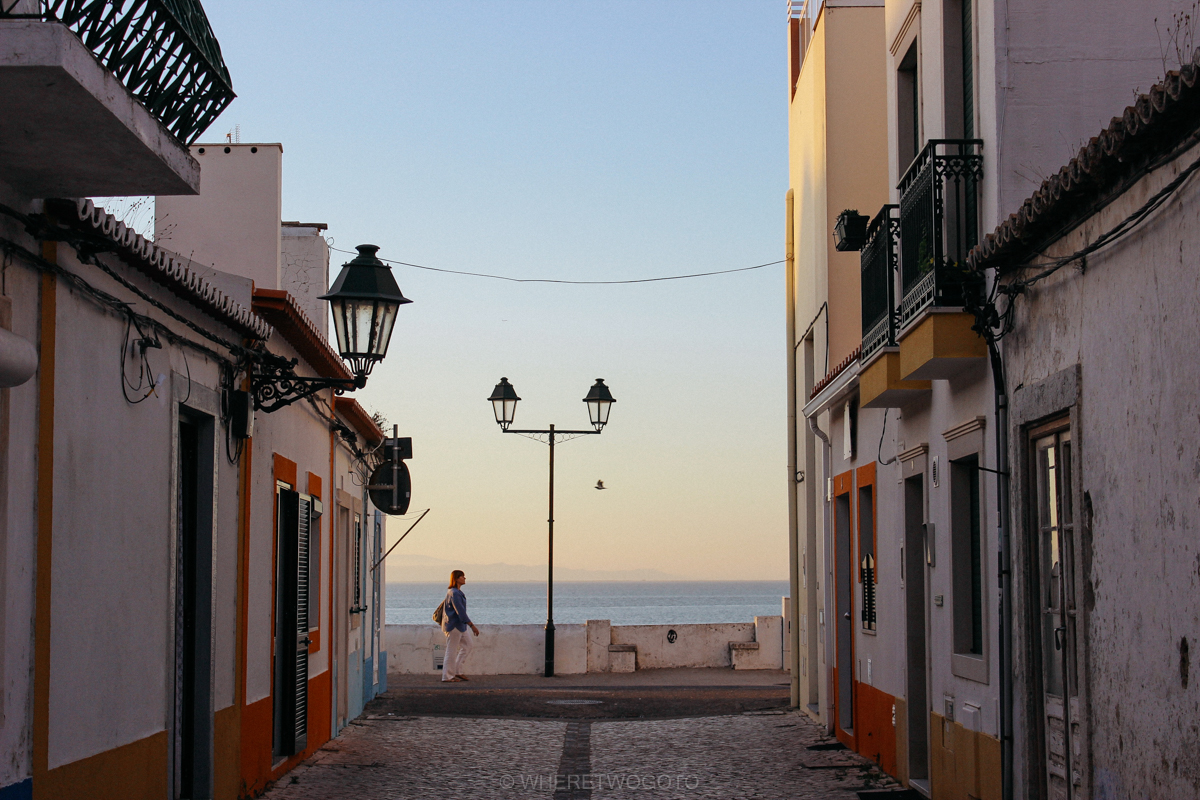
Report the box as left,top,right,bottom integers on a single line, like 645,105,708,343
441,570,479,682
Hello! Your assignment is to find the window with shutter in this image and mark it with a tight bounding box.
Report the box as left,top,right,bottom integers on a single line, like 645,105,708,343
273,488,311,757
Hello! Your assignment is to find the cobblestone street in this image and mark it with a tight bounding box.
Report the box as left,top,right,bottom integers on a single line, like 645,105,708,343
261,708,899,799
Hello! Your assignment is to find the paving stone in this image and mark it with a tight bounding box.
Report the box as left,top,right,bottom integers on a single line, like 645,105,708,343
260,711,900,800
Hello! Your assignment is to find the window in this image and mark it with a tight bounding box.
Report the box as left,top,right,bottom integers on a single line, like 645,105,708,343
858,485,877,631
897,42,920,169
951,454,983,655
353,512,362,611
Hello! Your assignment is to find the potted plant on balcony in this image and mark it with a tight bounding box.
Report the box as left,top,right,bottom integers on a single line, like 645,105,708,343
834,209,869,251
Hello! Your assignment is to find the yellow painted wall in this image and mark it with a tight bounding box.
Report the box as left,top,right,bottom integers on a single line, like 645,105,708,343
789,6,890,376
822,6,891,368
37,731,167,800
929,711,1001,800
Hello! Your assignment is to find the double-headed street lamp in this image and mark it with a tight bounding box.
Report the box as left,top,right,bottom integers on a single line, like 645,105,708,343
488,377,616,677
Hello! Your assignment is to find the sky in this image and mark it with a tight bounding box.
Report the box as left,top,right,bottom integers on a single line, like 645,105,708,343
199,1,789,580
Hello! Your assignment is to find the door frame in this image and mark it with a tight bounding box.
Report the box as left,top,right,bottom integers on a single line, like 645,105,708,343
1009,366,1089,799
169,375,219,800
832,469,857,749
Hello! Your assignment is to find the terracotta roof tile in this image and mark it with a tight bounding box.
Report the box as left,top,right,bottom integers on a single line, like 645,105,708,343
969,48,1200,272
64,198,272,340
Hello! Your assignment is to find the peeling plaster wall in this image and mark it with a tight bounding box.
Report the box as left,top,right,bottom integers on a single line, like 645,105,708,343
281,226,329,339
1002,141,1200,799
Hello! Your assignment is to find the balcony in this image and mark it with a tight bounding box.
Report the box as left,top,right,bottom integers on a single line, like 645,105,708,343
860,205,898,364
858,204,929,408
0,0,234,196
897,139,983,327
895,139,987,381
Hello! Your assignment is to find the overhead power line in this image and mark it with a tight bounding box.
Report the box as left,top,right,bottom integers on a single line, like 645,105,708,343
328,246,782,285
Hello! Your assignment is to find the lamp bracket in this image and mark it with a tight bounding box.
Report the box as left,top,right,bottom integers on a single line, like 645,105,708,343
251,353,362,413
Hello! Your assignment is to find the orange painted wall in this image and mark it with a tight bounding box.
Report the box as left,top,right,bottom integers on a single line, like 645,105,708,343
238,671,332,799
855,681,897,778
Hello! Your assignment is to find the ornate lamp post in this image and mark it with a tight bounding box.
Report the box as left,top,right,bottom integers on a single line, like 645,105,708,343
253,244,411,412
488,377,615,677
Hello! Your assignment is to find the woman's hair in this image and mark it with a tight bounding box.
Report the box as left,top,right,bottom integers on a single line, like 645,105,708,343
448,570,465,589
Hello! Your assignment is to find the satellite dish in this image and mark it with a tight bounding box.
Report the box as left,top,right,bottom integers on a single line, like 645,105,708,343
368,460,411,515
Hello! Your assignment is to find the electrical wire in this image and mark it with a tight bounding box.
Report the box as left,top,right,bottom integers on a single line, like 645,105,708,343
329,245,783,285
876,409,897,466
971,147,1200,345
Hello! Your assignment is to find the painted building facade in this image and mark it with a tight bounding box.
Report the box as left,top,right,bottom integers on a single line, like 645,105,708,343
784,1,1187,797
967,55,1200,800
0,7,396,799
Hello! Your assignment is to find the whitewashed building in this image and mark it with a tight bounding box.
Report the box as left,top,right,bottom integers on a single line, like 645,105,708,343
784,1,1187,797
0,5,402,798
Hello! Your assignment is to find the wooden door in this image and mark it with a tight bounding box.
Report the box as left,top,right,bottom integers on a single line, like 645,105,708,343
1032,427,1079,798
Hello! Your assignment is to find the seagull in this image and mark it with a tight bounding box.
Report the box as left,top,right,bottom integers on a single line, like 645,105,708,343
595,480,606,490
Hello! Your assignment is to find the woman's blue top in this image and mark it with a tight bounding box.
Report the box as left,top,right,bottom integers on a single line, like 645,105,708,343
442,587,472,633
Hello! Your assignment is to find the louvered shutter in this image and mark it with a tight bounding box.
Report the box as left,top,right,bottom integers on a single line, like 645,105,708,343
274,490,311,756
294,496,311,751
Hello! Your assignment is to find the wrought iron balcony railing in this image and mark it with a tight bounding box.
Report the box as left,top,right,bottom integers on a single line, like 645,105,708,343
897,139,983,329
860,204,899,365
2,0,235,144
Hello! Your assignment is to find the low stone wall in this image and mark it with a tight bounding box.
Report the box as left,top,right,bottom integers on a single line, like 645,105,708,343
386,616,784,675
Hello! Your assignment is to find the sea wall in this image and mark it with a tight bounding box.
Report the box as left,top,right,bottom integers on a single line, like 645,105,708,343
385,617,784,675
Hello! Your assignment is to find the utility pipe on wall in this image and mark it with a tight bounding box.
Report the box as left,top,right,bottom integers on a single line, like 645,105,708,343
808,415,834,733
988,340,1013,800
785,190,802,709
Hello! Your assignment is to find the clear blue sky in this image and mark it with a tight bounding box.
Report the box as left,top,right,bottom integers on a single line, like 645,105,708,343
202,0,788,580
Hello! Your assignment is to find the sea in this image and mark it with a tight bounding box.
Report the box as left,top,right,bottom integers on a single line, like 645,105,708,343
385,580,789,626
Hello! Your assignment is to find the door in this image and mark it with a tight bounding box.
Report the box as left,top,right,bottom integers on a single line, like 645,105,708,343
904,474,929,781
1033,427,1078,798
274,489,311,757
336,505,351,729
834,488,855,735
174,414,214,799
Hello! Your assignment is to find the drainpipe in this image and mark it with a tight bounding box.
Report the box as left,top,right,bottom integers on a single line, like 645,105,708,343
988,338,1013,800
808,415,834,733
785,191,802,708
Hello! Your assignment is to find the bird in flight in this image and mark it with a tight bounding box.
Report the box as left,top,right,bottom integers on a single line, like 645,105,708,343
595,480,606,490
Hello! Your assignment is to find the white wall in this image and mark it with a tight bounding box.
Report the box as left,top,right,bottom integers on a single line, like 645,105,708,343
281,224,329,337
156,143,283,291
44,245,241,768
385,617,784,675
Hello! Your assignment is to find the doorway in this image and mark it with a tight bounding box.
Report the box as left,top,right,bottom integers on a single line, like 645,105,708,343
834,488,854,735
904,474,929,782
174,413,214,799
1032,425,1077,799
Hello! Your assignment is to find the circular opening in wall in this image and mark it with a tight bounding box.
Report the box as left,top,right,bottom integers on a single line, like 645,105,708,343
197,147,205,154
224,146,231,153
250,146,258,153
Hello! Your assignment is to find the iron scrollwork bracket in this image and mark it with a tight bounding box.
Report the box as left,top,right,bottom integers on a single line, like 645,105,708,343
252,354,362,413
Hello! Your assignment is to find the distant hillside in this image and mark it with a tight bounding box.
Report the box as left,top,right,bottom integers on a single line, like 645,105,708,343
385,553,679,582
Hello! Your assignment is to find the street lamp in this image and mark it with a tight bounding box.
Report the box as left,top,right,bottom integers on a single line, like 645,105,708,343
487,377,521,431
321,244,413,379
488,377,616,677
253,244,411,412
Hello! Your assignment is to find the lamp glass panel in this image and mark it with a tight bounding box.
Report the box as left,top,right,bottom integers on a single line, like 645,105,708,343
492,397,516,425
329,299,350,355
373,301,399,358
350,300,377,357
587,399,611,426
